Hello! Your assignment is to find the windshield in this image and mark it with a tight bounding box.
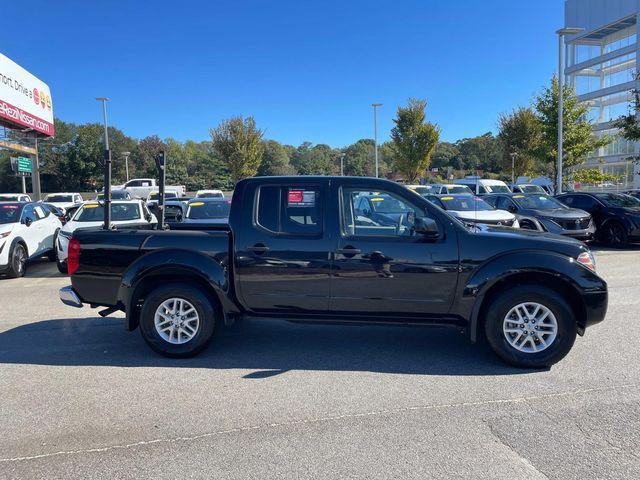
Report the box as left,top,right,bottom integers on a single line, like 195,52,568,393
187,201,231,220
45,194,74,202
187,201,231,219
369,196,410,213
488,185,511,193
445,186,473,194
148,191,178,200
439,196,494,211
408,186,431,195
595,193,640,208
197,192,223,198
519,185,544,193
0,195,21,201
0,204,21,224
514,195,565,209
73,203,141,222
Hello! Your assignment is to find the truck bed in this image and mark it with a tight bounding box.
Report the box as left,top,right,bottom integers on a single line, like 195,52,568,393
71,228,231,308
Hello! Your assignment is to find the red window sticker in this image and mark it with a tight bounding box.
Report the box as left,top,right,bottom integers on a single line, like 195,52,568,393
288,190,303,204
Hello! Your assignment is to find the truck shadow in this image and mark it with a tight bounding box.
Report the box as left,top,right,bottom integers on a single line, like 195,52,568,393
0,317,541,377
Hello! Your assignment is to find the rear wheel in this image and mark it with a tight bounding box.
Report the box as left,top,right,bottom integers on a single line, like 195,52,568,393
484,285,577,368
601,221,628,248
7,243,27,278
139,284,217,358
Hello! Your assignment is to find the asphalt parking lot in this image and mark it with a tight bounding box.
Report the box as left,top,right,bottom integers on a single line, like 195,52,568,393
1,247,639,479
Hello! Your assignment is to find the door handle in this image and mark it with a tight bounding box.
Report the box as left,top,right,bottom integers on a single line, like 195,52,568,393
248,244,270,254
336,247,361,257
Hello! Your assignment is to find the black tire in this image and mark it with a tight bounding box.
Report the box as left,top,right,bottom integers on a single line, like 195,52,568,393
47,230,60,262
484,285,577,368
139,283,217,358
7,243,27,278
601,221,628,248
57,260,68,274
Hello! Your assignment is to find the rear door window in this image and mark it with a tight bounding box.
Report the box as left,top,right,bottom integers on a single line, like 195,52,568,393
255,185,323,235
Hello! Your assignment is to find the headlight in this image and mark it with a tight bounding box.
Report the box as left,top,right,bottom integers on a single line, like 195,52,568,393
512,219,520,229
576,251,596,272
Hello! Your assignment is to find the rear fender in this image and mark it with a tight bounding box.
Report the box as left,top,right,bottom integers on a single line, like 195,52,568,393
118,248,239,330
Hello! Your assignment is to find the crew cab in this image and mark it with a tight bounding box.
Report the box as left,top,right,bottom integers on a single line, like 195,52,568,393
114,178,186,199
59,177,608,368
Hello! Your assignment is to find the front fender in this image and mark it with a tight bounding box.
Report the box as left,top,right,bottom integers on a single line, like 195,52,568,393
461,250,606,342
118,248,238,329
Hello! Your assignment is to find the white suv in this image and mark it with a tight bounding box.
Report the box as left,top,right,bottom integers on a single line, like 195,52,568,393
0,202,62,277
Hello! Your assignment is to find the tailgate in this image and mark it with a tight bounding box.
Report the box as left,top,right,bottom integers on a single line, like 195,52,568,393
71,230,149,307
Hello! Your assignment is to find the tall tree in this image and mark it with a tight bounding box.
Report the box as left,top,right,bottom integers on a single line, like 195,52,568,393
534,76,610,182
390,98,440,182
210,116,264,184
258,140,294,176
133,135,165,179
497,107,542,178
290,142,335,175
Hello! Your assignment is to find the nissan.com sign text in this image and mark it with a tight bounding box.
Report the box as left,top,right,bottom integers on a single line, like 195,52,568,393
0,53,54,137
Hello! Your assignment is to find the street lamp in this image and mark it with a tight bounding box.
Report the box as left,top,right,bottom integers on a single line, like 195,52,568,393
510,152,517,185
556,27,584,195
122,151,131,182
371,103,383,178
339,153,345,176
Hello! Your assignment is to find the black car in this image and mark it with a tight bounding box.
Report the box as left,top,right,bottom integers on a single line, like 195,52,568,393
147,198,191,223
484,193,595,240
59,176,608,369
556,192,640,247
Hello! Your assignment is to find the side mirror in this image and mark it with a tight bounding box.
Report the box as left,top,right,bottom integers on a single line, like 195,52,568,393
145,214,152,222
24,217,33,227
414,217,439,238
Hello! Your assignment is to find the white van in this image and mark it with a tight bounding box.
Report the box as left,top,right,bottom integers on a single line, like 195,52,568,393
454,177,512,195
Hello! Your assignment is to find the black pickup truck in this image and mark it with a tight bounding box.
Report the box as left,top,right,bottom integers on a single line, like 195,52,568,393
59,176,608,368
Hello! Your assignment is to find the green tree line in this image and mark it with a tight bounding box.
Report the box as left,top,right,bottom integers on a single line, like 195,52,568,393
0,76,609,192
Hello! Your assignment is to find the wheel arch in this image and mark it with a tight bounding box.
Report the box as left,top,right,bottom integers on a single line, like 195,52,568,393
465,251,595,342
118,249,240,331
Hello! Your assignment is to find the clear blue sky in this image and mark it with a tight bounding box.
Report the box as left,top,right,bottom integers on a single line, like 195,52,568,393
1,0,563,147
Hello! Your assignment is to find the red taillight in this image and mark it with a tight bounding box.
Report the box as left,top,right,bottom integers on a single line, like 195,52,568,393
68,238,80,275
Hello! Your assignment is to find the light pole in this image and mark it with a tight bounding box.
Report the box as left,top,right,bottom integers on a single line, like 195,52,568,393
122,151,131,182
371,103,382,178
510,152,517,184
556,27,584,194
96,97,111,229
339,153,345,176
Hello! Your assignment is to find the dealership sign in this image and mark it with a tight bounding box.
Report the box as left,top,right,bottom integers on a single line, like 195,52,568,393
0,53,54,136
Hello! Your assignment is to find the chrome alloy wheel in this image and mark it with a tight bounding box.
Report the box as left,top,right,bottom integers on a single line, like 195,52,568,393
154,298,200,344
502,302,558,353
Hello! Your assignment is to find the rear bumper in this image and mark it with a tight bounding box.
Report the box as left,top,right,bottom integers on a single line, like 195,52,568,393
59,285,83,308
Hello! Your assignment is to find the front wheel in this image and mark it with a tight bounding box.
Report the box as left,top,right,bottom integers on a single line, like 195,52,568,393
139,284,217,358
7,243,27,278
484,285,577,368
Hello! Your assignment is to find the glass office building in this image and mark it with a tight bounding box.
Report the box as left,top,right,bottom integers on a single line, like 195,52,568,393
565,0,640,189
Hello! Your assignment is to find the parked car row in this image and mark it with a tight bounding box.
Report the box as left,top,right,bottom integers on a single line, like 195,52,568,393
407,180,640,247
